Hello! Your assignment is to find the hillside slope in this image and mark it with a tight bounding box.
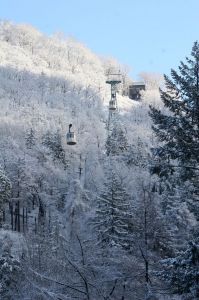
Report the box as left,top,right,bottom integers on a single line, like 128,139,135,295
0,21,171,300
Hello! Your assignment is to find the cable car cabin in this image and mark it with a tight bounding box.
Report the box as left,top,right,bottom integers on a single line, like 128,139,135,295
66,124,76,145
109,100,117,110
66,131,76,145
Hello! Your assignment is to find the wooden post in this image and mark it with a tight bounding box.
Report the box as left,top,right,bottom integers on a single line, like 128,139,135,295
17,201,20,232
10,204,14,230
26,208,28,231
34,217,37,234
14,204,17,231
23,207,25,233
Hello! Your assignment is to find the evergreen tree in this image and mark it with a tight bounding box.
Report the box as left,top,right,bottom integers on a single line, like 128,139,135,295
159,238,199,298
93,170,132,249
42,130,52,149
0,236,25,299
42,130,67,167
25,127,36,149
52,130,67,165
149,41,199,219
0,170,11,227
150,41,199,299
126,137,149,168
106,124,128,156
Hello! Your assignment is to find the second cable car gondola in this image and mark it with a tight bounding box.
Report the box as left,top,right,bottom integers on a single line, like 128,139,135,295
66,124,77,145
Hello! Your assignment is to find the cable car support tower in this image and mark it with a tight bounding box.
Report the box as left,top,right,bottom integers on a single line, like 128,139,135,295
106,72,121,133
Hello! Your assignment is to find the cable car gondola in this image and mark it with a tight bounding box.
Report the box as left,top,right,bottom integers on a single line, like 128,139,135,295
66,124,76,145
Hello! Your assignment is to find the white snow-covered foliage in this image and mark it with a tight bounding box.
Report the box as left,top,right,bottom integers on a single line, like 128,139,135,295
0,20,189,299
0,230,25,258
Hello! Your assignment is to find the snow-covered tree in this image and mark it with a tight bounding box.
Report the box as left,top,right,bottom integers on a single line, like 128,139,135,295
159,238,199,299
0,234,25,300
150,41,199,299
42,130,67,167
106,124,128,156
92,170,132,249
0,171,11,227
25,128,36,149
150,41,199,220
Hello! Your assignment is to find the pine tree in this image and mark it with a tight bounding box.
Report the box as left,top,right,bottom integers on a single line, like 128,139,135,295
0,171,11,227
106,124,128,156
42,130,67,167
149,41,199,220
0,236,25,299
93,170,132,249
150,42,199,299
52,130,67,166
25,127,36,149
126,137,149,168
159,238,199,298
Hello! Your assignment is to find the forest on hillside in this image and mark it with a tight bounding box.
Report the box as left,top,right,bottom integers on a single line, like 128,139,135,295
0,21,198,300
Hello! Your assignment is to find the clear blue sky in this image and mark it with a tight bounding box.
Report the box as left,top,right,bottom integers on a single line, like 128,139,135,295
1,0,199,79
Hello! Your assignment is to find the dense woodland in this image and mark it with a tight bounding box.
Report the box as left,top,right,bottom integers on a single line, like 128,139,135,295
0,21,198,300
